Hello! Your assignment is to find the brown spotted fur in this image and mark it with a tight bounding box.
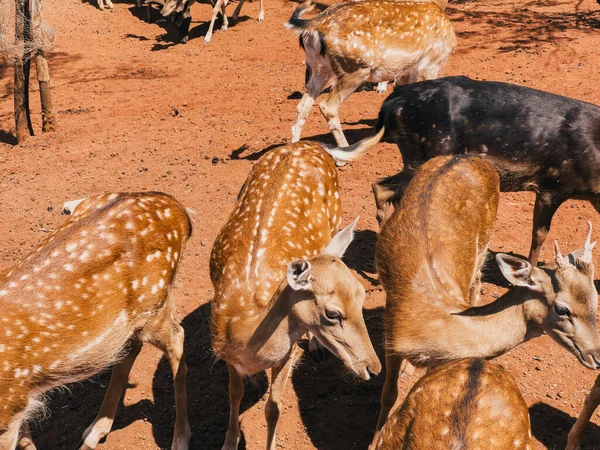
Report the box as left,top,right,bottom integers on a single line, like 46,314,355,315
376,359,532,450
210,140,380,450
0,192,192,450
289,0,456,146
373,155,600,440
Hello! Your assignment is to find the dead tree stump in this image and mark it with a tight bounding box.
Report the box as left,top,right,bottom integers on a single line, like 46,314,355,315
12,0,55,144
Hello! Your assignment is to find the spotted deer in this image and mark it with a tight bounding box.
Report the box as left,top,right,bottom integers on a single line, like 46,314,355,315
210,138,382,450
567,375,600,449
287,0,456,147
373,155,600,443
0,192,192,450
375,358,532,450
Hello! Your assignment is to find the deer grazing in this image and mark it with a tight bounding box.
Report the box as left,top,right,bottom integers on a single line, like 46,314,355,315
287,0,456,147
372,154,600,441
358,76,600,265
0,192,192,450
209,138,382,450
161,0,264,44
375,358,533,450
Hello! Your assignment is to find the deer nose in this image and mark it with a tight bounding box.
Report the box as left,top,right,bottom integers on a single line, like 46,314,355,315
367,367,379,378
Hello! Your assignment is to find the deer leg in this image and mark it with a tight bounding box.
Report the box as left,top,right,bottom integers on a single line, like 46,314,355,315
266,345,304,450
529,192,566,266
220,1,229,31
231,0,246,21
105,0,114,8
291,68,328,143
319,68,371,147
372,354,403,444
145,311,191,450
223,364,245,450
17,423,35,450
97,0,105,11
257,0,264,22
567,374,600,450
78,339,143,450
1,408,29,450
590,196,600,215
204,0,227,44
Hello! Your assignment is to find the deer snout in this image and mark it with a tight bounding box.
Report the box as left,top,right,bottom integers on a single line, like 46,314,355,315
366,356,382,380
581,347,600,370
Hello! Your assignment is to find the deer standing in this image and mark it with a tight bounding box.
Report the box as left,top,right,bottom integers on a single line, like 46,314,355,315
358,76,600,265
287,0,456,147
0,192,192,450
375,358,533,450
160,0,264,44
373,155,600,443
209,137,382,450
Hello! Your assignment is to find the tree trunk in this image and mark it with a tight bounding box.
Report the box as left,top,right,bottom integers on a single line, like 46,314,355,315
33,0,55,132
14,0,30,143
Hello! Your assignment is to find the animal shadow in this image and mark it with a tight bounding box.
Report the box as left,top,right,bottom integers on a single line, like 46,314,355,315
30,302,267,448
530,402,600,449
292,306,385,450
30,365,151,448
150,302,267,449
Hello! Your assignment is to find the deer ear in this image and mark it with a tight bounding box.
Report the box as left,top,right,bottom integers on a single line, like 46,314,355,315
287,260,312,290
496,254,542,291
322,217,359,258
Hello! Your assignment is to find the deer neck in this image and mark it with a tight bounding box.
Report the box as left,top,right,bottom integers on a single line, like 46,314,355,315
225,280,308,372
447,288,545,359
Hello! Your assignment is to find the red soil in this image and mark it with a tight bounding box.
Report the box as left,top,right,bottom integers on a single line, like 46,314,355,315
2,0,600,447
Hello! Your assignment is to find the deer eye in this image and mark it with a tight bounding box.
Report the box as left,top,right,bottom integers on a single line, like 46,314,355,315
325,309,342,322
554,304,571,317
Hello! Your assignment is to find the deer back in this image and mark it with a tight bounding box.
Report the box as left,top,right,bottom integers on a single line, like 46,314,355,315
302,1,455,74
0,192,191,426
210,143,342,332
377,155,499,313
376,358,532,449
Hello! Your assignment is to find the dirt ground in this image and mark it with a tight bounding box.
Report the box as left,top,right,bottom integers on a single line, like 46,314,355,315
2,0,600,447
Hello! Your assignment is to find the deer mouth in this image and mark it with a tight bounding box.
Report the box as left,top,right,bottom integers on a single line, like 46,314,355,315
572,341,600,370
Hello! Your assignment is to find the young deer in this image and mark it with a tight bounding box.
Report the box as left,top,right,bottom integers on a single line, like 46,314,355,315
0,192,192,450
287,0,456,147
373,155,600,441
210,139,382,450
375,358,533,450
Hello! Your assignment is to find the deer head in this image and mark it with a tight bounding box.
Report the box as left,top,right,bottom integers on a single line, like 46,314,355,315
497,222,600,369
286,219,381,380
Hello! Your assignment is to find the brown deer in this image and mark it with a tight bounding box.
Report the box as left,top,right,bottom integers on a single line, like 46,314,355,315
287,0,456,147
373,155,600,442
375,358,533,450
209,138,382,450
0,192,192,450
161,0,264,45
567,375,600,449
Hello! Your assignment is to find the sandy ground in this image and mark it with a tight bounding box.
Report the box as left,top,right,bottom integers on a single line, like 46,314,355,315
2,0,600,447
